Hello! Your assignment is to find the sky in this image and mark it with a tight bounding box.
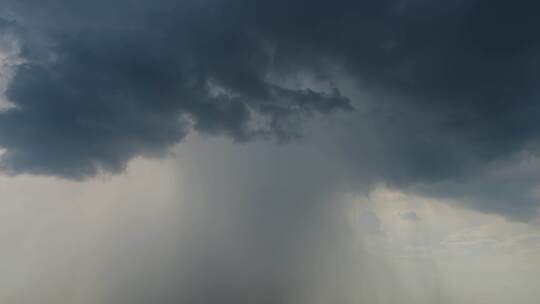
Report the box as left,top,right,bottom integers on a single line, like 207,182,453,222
1,0,540,303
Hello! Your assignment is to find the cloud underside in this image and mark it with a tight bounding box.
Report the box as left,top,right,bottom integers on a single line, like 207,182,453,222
0,0,540,219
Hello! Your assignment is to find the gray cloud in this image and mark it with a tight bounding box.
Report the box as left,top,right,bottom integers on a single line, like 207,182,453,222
0,0,539,218
2,2,540,303
0,0,351,178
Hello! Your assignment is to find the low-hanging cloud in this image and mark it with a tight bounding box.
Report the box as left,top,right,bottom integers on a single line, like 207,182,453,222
1,0,540,219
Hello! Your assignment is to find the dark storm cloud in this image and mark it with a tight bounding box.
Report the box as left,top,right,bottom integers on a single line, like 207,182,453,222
0,0,540,217
0,0,351,178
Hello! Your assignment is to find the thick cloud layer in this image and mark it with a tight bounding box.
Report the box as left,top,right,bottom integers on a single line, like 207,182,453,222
0,0,351,178
1,0,540,218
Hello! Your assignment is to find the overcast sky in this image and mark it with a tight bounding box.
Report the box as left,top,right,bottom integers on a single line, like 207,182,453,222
1,1,540,303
